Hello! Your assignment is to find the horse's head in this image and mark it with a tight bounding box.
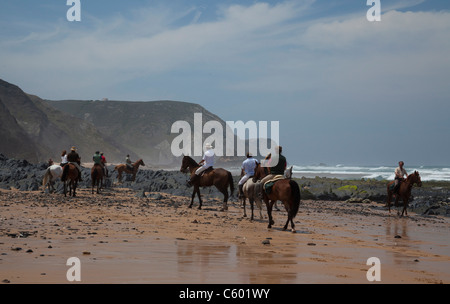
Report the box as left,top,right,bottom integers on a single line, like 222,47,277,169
180,155,195,173
285,166,293,179
252,163,261,182
407,170,422,187
412,171,422,187
139,159,145,167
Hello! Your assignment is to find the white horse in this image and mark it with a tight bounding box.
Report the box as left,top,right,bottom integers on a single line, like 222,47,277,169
242,177,264,221
42,165,63,193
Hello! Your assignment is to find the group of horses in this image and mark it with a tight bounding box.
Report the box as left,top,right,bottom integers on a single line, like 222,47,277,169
42,159,145,197
181,155,300,232
43,155,422,232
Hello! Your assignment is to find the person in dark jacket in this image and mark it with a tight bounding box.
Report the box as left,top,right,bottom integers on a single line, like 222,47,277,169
67,146,83,181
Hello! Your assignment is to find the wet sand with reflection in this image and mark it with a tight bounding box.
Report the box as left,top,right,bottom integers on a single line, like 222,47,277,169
0,188,449,284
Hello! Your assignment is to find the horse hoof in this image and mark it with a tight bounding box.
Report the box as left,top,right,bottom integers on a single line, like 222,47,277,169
282,227,287,231
291,229,296,233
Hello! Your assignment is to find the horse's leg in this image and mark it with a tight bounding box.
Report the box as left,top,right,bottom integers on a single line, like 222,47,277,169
189,189,195,208
282,202,290,231
196,187,202,210
64,181,67,197
255,197,263,219
72,180,77,197
394,196,400,216
265,198,274,229
249,198,255,221
402,198,408,217
220,188,228,211
243,197,247,218
387,190,392,213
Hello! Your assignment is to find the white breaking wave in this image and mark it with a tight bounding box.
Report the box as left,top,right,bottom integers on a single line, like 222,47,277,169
291,164,450,181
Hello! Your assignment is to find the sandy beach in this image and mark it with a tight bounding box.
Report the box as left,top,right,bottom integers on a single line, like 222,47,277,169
0,186,449,285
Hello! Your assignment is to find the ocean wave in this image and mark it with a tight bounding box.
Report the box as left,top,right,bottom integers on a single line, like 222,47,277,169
291,164,450,181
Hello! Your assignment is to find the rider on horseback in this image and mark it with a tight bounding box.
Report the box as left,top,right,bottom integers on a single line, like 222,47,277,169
238,152,259,199
93,151,102,165
126,154,133,171
101,152,108,177
188,143,214,187
60,150,68,167
394,161,408,194
67,146,83,182
256,146,287,198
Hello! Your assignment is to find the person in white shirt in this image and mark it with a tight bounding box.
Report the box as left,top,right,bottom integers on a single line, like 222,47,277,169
188,143,215,186
238,153,259,198
394,161,408,193
60,150,68,167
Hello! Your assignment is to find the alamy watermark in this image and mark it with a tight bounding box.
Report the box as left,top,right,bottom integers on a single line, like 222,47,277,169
66,1,381,23
366,257,381,281
66,0,81,22
367,0,381,22
170,113,280,165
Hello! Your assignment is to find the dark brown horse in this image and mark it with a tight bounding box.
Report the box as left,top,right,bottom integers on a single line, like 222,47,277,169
114,159,145,182
253,163,301,232
61,163,79,197
386,171,422,216
180,156,234,211
91,164,104,194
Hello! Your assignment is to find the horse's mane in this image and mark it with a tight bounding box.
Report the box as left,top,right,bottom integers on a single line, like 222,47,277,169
406,171,419,182
184,155,199,167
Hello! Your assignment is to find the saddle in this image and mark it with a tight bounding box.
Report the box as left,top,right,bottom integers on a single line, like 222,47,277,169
200,167,214,176
264,175,285,194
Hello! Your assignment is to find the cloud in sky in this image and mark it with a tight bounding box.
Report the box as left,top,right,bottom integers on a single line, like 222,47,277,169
1,0,449,165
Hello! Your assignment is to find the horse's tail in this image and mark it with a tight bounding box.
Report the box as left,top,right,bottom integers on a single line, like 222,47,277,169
61,164,69,182
43,167,51,187
289,180,301,219
228,171,234,196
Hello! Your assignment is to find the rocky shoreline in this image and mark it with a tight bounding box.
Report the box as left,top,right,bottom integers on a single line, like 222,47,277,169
1,153,449,217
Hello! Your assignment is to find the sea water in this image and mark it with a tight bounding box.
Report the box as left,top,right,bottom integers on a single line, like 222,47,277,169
290,164,450,181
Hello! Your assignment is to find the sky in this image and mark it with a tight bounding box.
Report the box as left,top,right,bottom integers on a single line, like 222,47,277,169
1,0,449,166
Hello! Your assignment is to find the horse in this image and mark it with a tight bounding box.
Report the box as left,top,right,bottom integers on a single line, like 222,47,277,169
42,165,63,193
180,155,234,211
240,169,263,221
91,164,104,194
61,163,79,197
253,163,301,232
114,159,145,182
386,171,422,216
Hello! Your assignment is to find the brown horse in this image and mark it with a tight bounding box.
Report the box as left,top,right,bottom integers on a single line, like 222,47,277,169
61,163,79,197
180,156,234,211
253,163,301,232
386,171,422,216
114,159,145,182
91,164,104,194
